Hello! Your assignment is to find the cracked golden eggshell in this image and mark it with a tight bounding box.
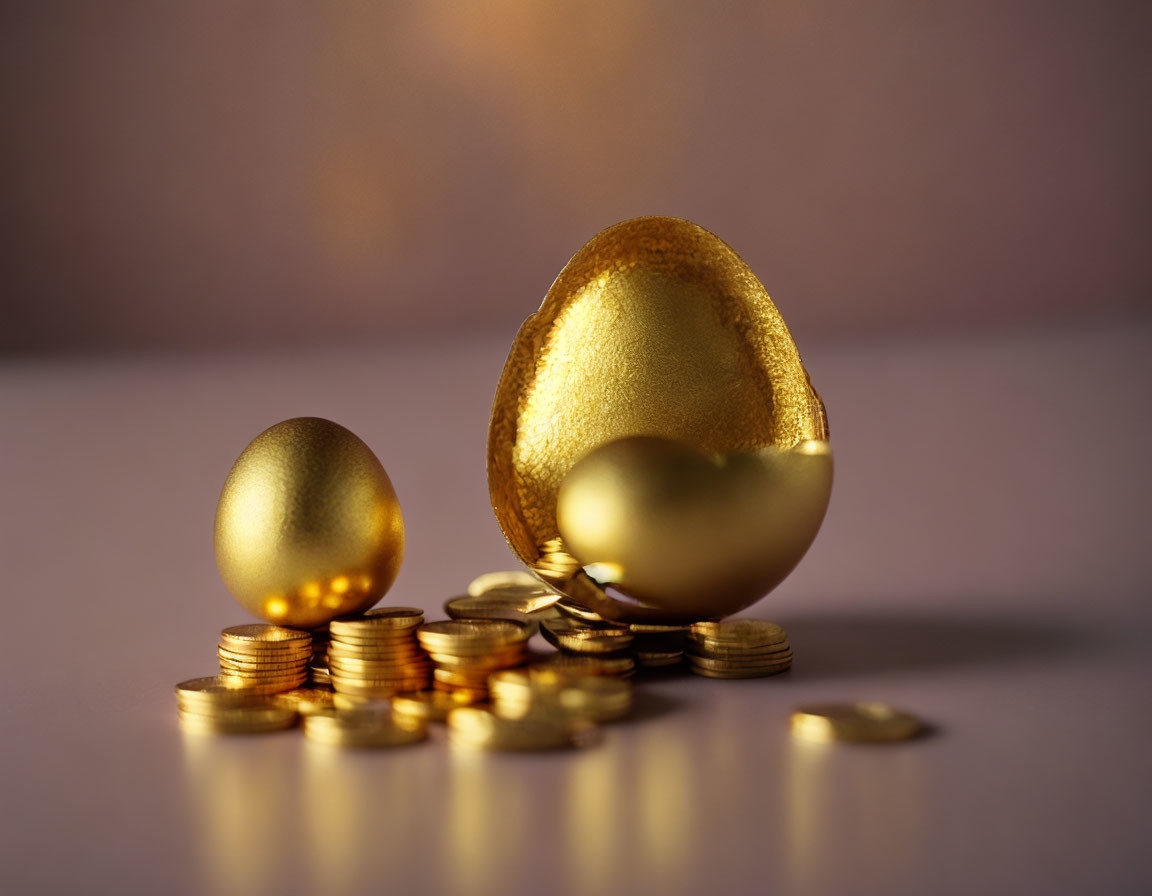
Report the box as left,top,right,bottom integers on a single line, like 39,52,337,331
487,216,829,622
214,417,404,629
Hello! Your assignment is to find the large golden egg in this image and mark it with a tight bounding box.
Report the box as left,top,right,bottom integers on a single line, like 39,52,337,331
487,216,830,623
214,417,404,629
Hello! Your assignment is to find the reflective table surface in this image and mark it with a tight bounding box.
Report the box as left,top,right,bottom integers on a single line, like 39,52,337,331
2,320,1149,895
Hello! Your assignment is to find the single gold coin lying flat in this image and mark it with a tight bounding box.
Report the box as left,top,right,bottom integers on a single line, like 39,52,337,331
417,619,531,649
790,703,922,743
175,677,267,705
467,570,542,596
445,592,555,623
303,709,428,748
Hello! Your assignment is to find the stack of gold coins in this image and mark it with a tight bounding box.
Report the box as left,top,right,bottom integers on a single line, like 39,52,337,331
555,600,684,672
686,620,793,678
176,676,298,734
217,624,312,693
326,607,430,697
446,705,588,751
417,619,532,702
790,703,921,743
540,615,634,655
302,706,428,748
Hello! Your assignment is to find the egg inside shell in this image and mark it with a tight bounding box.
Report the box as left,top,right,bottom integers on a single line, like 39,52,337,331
487,216,829,622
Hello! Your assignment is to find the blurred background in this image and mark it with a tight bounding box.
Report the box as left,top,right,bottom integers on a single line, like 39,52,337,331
2,0,1149,355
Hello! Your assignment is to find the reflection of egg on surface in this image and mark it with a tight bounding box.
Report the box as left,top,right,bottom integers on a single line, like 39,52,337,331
487,216,830,622
214,417,404,629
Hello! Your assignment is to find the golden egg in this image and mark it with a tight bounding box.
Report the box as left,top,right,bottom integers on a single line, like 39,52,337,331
214,417,404,629
487,216,830,622
557,437,832,617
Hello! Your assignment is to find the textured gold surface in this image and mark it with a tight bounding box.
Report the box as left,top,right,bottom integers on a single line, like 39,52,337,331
488,216,829,620
214,417,404,629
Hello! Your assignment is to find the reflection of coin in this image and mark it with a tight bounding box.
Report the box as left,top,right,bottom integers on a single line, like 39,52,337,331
303,709,427,748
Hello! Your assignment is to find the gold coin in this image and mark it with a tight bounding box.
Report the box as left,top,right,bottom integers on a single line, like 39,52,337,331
220,624,312,646
466,570,542,595
392,690,471,722
790,703,921,743
217,652,309,671
536,654,636,677
273,688,336,715
688,663,791,679
329,610,424,637
217,636,313,655
303,709,427,748
685,643,792,661
687,651,793,669
417,619,532,650
326,644,423,661
445,594,540,624
554,600,605,623
331,681,427,698
688,620,787,646
327,654,429,672
540,618,633,653
218,673,307,693
425,645,526,668
175,676,267,703
178,703,297,732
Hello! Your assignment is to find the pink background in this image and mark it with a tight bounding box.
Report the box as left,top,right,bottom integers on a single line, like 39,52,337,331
3,1,1150,353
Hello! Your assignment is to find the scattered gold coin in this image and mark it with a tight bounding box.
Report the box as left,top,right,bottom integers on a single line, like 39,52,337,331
790,703,922,744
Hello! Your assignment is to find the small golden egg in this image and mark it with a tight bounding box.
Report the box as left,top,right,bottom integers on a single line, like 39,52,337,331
487,216,830,622
214,417,404,629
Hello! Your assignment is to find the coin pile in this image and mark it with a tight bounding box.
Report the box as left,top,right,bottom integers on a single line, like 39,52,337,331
176,677,298,734
686,620,793,678
327,608,430,697
790,703,921,743
537,614,638,677
417,619,532,702
217,624,312,693
552,599,686,672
